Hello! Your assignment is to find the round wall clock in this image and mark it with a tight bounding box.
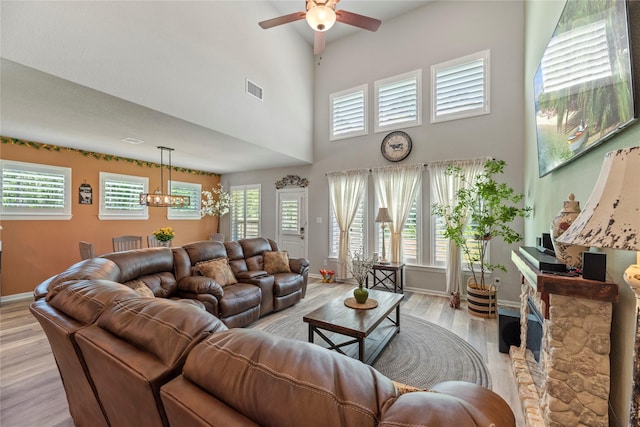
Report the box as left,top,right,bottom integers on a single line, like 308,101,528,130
381,131,412,162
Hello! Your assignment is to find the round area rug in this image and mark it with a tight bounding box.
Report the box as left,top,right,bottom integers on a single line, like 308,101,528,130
255,313,491,390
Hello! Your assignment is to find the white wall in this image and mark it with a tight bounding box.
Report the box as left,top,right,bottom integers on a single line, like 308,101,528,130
1,1,314,163
225,0,526,303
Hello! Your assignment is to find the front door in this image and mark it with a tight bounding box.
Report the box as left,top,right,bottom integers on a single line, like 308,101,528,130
276,188,308,259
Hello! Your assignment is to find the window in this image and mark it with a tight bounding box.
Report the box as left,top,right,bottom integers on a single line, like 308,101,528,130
431,50,490,123
0,160,72,220
168,180,201,219
401,197,420,264
330,84,368,141
99,172,148,220
432,214,487,269
375,197,420,265
329,195,367,258
375,69,422,132
231,185,261,240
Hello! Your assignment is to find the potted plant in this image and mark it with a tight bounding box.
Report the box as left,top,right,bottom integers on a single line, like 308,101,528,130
152,226,175,247
200,183,231,241
432,159,531,316
345,248,375,304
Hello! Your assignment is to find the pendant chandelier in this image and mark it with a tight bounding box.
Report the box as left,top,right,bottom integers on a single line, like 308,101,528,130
140,146,190,208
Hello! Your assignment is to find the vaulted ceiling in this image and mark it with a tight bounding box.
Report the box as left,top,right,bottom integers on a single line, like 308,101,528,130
0,1,430,173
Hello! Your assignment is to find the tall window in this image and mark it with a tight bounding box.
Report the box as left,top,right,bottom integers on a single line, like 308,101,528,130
432,214,487,268
99,172,148,220
375,69,422,132
330,84,368,141
0,160,72,220
168,180,201,219
329,196,366,258
431,50,490,123
231,184,261,240
375,196,420,264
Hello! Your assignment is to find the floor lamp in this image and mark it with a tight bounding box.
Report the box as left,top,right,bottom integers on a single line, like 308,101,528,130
375,207,392,264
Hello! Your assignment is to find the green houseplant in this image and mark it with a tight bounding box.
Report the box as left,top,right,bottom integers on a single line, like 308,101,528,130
432,159,532,289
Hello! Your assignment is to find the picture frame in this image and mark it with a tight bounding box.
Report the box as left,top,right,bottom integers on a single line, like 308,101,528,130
533,0,638,177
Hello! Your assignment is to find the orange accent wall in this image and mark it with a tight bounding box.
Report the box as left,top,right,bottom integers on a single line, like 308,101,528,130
0,141,220,297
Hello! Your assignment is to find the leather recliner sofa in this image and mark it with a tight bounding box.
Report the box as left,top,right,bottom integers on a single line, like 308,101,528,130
31,241,516,427
33,278,516,427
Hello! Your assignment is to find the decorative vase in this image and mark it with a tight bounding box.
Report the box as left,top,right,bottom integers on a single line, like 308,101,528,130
159,240,171,247
550,193,587,269
353,286,369,304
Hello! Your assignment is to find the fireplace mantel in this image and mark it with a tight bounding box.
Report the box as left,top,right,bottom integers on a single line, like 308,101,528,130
511,249,618,427
511,248,618,318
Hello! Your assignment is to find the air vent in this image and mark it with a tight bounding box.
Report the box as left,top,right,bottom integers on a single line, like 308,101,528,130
246,79,263,101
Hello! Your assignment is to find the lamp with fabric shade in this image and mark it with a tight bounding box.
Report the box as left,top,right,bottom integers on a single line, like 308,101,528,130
556,146,640,288
375,207,393,265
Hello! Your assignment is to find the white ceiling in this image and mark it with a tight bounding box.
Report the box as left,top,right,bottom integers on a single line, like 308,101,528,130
0,1,431,174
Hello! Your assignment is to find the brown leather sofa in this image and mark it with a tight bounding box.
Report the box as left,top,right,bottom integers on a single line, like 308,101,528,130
175,237,309,328
31,242,516,427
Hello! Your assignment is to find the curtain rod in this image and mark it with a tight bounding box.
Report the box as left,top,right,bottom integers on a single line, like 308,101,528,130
325,157,492,176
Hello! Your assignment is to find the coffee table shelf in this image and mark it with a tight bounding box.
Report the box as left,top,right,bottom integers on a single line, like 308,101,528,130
303,289,404,364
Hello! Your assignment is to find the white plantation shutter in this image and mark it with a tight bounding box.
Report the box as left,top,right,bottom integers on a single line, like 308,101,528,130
99,172,148,219
231,185,261,240
375,70,421,132
433,215,487,268
329,196,366,258
0,160,71,219
280,199,299,233
431,50,490,123
168,181,201,219
330,84,368,140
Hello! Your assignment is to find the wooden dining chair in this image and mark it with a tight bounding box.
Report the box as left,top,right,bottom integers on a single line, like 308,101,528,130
112,235,143,252
79,241,95,260
147,235,170,248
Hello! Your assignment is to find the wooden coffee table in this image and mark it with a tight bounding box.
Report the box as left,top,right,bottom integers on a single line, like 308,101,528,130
303,289,403,364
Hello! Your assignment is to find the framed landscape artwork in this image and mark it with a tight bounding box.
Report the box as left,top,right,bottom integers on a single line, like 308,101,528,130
534,0,637,177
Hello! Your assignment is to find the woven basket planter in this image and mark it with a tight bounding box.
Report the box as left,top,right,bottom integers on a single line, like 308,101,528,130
466,278,497,319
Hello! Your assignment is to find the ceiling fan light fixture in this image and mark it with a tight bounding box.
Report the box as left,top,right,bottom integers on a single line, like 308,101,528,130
306,5,336,32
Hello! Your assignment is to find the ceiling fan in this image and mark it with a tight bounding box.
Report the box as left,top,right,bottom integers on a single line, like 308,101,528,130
259,0,381,55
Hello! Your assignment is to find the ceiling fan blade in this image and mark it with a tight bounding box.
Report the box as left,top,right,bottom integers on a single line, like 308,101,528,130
259,11,306,29
335,10,381,31
314,31,326,55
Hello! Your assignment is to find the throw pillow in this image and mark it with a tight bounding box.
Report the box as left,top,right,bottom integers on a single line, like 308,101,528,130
263,251,291,275
196,258,238,287
392,380,427,395
124,279,155,298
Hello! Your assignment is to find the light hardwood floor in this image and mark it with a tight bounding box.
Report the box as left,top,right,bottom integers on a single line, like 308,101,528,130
0,280,525,426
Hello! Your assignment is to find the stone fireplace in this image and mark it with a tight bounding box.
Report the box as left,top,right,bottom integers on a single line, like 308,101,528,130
511,250,618,427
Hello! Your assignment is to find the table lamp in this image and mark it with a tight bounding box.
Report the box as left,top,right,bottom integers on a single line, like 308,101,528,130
556,146,640,288
375,207,392,264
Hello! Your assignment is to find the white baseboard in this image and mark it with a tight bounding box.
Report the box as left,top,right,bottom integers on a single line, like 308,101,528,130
0,292,33,305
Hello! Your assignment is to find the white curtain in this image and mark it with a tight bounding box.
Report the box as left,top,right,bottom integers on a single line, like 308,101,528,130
372,164,424,263
428,158,487,294
327,169,369,278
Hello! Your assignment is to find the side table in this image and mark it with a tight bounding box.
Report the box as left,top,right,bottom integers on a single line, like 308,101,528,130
366,262,405,293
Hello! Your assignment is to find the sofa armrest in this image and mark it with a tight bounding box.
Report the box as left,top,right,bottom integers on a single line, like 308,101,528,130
177,276,224,300
235,270,268,280
289,258,310,275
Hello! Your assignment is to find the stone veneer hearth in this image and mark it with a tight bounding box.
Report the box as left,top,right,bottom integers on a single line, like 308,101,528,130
511,250,618,427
